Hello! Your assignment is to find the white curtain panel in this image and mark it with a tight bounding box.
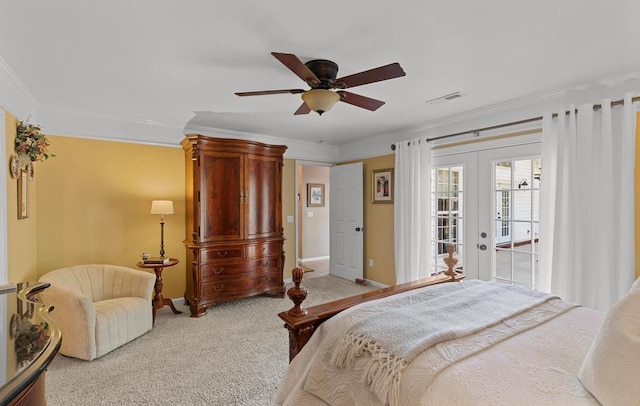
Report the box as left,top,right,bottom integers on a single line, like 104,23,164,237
394,138,431,283
539,94,636,311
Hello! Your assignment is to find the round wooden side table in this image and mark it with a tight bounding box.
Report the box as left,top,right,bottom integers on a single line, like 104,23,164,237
136,258,182,323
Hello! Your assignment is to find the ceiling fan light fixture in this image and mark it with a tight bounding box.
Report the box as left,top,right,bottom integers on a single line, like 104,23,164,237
301,89,340,115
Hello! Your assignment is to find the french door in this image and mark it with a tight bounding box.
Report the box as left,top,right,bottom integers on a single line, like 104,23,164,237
431,141,541,286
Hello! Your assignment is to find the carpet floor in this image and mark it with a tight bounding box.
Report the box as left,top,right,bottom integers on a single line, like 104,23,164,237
45,275,376,406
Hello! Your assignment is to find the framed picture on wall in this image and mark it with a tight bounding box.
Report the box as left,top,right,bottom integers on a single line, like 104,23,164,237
307,183,325,207
372,168,393,204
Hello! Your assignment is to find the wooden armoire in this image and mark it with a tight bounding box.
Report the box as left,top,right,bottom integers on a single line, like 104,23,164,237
181,135,287,317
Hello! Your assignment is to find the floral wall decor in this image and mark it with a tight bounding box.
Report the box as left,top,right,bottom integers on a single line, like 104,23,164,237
11,117,54,219
10,117,54,179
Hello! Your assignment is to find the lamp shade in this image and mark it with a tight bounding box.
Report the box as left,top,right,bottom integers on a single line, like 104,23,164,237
150,200,174,215
301,89,340,115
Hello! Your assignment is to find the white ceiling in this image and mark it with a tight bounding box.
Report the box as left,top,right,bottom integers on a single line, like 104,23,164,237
1,1,640,147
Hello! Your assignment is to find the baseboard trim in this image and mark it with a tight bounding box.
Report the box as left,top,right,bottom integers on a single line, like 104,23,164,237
171,297,185,306
299,255,329,262
365,279,388,289
283,277,388,289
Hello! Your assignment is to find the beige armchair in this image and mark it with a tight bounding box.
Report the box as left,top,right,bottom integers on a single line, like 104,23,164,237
38,264,156,361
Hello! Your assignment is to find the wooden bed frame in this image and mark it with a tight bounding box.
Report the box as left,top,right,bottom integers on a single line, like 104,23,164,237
279,248,464,361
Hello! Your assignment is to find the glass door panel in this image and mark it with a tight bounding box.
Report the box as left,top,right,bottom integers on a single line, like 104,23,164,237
431,152,478,279
479,145,541,287
432,166,464,273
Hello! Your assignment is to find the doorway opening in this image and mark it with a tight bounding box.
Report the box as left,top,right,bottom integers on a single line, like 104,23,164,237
296,161,331,279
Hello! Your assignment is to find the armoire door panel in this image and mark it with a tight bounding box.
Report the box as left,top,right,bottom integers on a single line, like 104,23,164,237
200,152,244,241
246,155,280,238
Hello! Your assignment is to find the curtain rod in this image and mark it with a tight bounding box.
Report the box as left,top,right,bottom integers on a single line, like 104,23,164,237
390,95,640,150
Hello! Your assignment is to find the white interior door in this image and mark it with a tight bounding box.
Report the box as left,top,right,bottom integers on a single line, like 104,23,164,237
330,162,363,281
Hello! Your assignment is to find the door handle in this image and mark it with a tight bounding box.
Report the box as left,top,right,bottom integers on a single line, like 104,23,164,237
477,244,487,251
355,227,364,232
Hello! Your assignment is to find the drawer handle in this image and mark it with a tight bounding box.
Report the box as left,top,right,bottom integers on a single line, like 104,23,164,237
212,267,224,274
217,251,228,258
261,276,271,283
263,261,270,267
261,247,266,253
212,284,225,292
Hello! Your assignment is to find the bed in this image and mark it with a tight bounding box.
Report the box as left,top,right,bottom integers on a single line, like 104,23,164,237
276,256,640,405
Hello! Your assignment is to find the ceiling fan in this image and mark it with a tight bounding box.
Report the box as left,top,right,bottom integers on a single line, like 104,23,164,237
235,52,406,115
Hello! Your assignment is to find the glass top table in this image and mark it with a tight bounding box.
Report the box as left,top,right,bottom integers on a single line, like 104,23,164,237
0,282,62,404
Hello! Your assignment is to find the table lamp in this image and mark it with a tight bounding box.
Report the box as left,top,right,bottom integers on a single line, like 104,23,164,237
150,200,174,257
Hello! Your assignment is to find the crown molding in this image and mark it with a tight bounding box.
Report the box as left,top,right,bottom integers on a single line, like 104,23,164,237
0,57,187,146
184,123,340,162
338,71,640,162
2,54,339,161
335,87,571,161
409,88,570,136
34,104,187,146
405,70,640,136
5,55,638,163
0,56,38,119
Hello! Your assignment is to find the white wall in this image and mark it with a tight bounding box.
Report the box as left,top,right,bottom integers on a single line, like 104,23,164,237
300,165,330,260
0,108,6,284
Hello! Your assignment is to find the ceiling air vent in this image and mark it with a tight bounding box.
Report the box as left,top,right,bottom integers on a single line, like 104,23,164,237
425,92,463,105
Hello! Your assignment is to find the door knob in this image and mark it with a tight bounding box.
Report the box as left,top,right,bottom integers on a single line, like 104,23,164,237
355,227,364,232
477,244,487,251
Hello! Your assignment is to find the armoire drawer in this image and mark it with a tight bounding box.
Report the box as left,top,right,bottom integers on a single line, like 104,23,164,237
200,257,279,281
245,242,280,259
199,248,243,263
200,262,250,281
199,270,282,302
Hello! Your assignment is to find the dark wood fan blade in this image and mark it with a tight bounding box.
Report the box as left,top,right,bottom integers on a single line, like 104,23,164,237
294,102,311,115
335,63,406,89
271,52,320,86
337,91,385,111
235,89,305,96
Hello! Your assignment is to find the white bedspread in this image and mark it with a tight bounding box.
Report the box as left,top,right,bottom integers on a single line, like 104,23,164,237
275,283,605,406
329,281,566,405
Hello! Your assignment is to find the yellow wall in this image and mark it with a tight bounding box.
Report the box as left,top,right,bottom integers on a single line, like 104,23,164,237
5,112,39,283
35,135,187,298
5,123,298,298
345,154,397,286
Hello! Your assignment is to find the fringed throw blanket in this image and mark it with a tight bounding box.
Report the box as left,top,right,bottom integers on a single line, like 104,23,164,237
328,280,568,406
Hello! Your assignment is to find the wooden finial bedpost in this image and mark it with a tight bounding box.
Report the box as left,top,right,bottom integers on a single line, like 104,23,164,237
443,244,459,280
286,267,308,316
